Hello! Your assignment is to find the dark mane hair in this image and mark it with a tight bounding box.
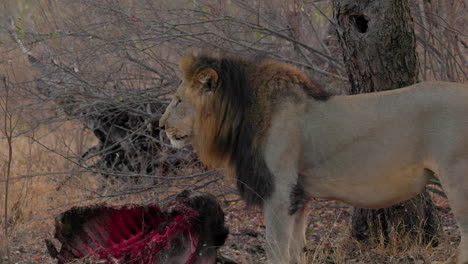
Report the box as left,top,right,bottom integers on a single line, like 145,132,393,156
181,52,330,206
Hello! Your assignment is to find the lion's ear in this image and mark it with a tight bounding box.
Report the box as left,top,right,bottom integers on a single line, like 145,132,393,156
196,68,219,91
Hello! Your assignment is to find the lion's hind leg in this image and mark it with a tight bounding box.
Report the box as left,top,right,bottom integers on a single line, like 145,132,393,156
437,161,468,264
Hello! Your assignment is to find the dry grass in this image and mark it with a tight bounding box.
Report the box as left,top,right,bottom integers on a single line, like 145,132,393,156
308,225,457,264
300,204,454,264
216,198,457,264
0,123,100,261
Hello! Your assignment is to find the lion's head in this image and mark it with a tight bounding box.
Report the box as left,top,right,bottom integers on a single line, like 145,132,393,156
159,51,329,206
158,84,196,149
159,52,250,167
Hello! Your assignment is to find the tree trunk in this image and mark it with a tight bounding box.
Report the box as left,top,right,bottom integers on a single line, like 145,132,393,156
331,0,442,245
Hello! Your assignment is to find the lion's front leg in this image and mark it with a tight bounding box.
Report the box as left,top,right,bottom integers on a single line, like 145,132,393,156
264,194,295,264
262,104,306,263
264,186,309,264
289,203,309,263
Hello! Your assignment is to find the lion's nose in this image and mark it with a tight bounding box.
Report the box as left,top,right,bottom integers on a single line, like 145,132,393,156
159,110,169,129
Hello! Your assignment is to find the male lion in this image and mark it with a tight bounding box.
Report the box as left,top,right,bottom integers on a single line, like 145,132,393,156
159,52,468,264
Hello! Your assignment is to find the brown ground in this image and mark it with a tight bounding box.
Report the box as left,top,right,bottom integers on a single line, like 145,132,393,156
3,194,459,264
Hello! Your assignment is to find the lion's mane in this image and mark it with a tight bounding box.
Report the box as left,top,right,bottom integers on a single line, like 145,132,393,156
181,52,330,206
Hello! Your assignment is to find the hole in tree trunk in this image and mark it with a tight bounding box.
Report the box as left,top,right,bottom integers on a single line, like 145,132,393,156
350,15,369,33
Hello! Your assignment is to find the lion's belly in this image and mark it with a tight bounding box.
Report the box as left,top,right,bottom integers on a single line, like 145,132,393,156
302,164,431,209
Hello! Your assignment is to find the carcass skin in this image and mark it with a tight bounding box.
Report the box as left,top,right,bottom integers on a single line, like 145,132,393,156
46,191,231,264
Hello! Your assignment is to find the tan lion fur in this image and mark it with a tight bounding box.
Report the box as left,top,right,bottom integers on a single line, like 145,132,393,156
159,51,468,264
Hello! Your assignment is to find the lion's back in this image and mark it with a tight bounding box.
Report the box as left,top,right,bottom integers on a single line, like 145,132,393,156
249,59,331,106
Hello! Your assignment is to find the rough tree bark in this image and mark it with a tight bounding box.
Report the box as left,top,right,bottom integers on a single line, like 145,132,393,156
331,0,442,245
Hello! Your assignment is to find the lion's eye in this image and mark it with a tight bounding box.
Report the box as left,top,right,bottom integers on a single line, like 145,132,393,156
175,98,181,106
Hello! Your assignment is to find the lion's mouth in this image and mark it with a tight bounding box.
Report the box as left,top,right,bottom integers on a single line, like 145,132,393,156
174,135,189,141
167,133,190,149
